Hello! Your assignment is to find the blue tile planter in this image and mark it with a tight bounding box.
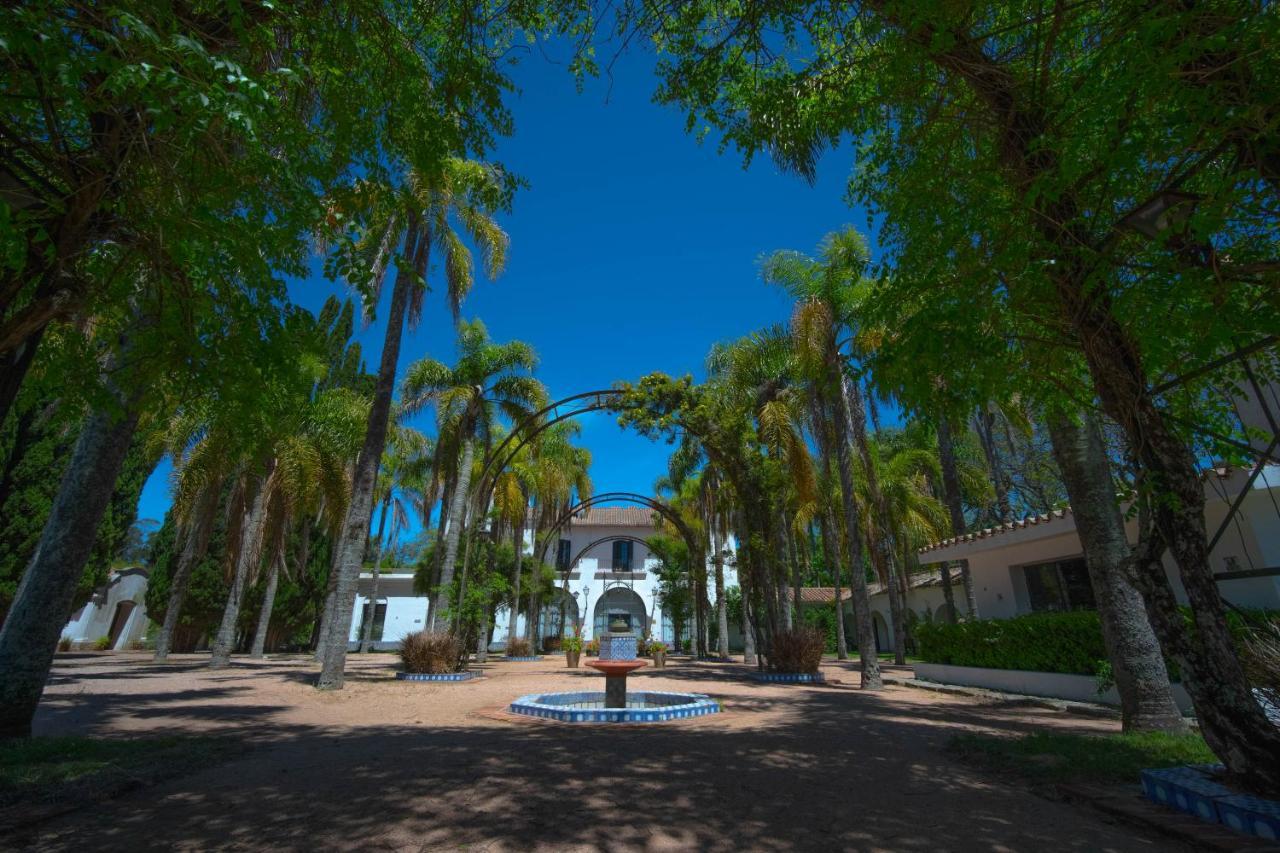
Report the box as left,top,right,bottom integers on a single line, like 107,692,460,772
395,670,479,682
509,690,720,723
749,672,825,684
1142,764,1280,841
505,656,543,662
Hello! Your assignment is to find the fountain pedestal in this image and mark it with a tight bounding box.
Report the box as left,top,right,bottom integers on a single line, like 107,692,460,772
587,619,647,708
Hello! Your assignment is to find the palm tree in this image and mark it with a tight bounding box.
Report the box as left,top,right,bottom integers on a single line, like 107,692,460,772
401,320,547,633
358,428,431,654
317,159,510,690
762,226,884,688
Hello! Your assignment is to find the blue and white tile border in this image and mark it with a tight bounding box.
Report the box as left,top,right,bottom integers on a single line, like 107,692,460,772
749,672,825,684
509,690,721,723
504,656,543,662
1142,764,1280,841
395,670,480,682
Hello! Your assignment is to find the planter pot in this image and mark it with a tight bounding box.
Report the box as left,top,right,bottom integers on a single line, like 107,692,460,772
565,650,580,668
652,652,666,668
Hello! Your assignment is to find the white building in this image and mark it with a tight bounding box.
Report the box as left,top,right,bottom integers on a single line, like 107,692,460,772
61,567,150,649
348,505,738,651
799,464,1280,651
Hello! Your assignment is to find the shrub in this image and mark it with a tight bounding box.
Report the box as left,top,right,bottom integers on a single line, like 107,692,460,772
562,636,583,654
649,641,668,655
769,627,825,673
584,638,600,656
915,611,1108,676
506,637,533,658
802,607,838,653
398,631,461,674
93,636,112,651
57,638,72,653
542,635,562,653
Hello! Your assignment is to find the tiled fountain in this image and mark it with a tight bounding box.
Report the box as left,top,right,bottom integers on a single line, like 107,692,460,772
509,618,719,723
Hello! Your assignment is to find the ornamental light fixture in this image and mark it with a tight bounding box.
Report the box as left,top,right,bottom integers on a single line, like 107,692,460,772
1120,189,1202,239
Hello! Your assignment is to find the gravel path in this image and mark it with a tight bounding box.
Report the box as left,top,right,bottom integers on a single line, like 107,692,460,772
10,653,1190,852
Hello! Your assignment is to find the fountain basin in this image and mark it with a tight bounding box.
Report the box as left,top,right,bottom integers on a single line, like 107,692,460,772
510,690,720,723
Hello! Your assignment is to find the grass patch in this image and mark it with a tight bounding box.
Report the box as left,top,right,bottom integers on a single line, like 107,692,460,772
0,736,242,811
948,730,1216,786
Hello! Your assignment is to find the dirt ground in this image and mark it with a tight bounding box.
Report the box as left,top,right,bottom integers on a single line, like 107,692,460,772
8,653,1191,852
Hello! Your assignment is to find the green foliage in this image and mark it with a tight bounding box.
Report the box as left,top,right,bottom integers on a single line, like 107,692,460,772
949,731,1216,786
916,612,1109,676
93,636,112,651
801,606,838,654
561,636,583,653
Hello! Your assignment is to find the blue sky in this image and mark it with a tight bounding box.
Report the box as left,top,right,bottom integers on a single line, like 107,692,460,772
136,44,875,536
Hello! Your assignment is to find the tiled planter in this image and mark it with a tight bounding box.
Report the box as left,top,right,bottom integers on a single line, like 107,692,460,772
1142,764,1280,841
505,656,542,661
749,672,824,684
395,671,479,682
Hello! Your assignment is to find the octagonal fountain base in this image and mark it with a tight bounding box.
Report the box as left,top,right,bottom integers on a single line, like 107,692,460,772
509,691,720,723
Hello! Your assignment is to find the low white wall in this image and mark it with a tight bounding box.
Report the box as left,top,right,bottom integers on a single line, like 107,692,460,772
914,662,1193,712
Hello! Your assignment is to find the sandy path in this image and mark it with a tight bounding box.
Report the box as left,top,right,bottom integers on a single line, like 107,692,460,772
9,653,1187,852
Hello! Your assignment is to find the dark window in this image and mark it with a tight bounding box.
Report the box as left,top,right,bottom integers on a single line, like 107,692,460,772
1023,558,1095,612
358,602,387,641
612,540,633,571
556,539,572,571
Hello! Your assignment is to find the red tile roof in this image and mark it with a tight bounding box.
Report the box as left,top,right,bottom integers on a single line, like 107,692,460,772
569,506,663,528
916,508,1074,556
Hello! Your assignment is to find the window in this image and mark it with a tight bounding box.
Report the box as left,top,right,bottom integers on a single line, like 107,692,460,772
358,601,387,641
1022,558,1095,612
556,539,572,571
612,540,633,571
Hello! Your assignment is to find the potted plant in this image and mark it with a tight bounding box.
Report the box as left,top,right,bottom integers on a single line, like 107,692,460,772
563,635,583,668
650,641,668,668
585,638,600,656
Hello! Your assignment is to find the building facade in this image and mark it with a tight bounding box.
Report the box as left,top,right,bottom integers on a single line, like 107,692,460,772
347,504,738,651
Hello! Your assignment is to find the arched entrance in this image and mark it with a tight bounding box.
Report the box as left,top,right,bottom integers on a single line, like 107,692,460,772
593,587,646,638
872,611,890,652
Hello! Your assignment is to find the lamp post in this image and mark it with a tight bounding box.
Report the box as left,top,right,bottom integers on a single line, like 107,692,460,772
1119,189,1201,239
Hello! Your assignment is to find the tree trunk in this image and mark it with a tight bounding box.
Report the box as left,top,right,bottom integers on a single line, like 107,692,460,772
847,379,906,664
713,532,729,658
820,509,849,659
431,437,475,632
1046,410,1185,733
249,555,281,659
0,324,45,431
360,506,396,654
426,477,452,627
974,408,1012,523
834,372,882,689
358,497,392,654
507,512,525,647
938,561,958,624
316,221,418,690
742,587,757,666
1065,289,1280,790
937,413,978,617
0,386,141,737
155,490,219,661
210,472,270,669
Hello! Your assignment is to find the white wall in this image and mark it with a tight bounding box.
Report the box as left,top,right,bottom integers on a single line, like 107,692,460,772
61,568,150,649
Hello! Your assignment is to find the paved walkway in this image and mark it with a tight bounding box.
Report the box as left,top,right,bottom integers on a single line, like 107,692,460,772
11,653,1188,852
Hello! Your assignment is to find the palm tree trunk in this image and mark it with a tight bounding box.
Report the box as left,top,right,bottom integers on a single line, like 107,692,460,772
431,437,475,632
937,413,979,617
249,555,281,659
155,492,218,661
847,380,906,664
317,220,418,690
820,509,849,659
426,477,451,627
507,512,524,647
713,533,729,658
0,387,141,737
1046,410,1185,733
210,473,270,668
833,372,882,689
360,505,396,654
741,582,758,666
938,561,958,624
358,496,391,653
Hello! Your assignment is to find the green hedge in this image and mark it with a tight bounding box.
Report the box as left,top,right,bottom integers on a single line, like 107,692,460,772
916,608,1277,678
915,611,1108,676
